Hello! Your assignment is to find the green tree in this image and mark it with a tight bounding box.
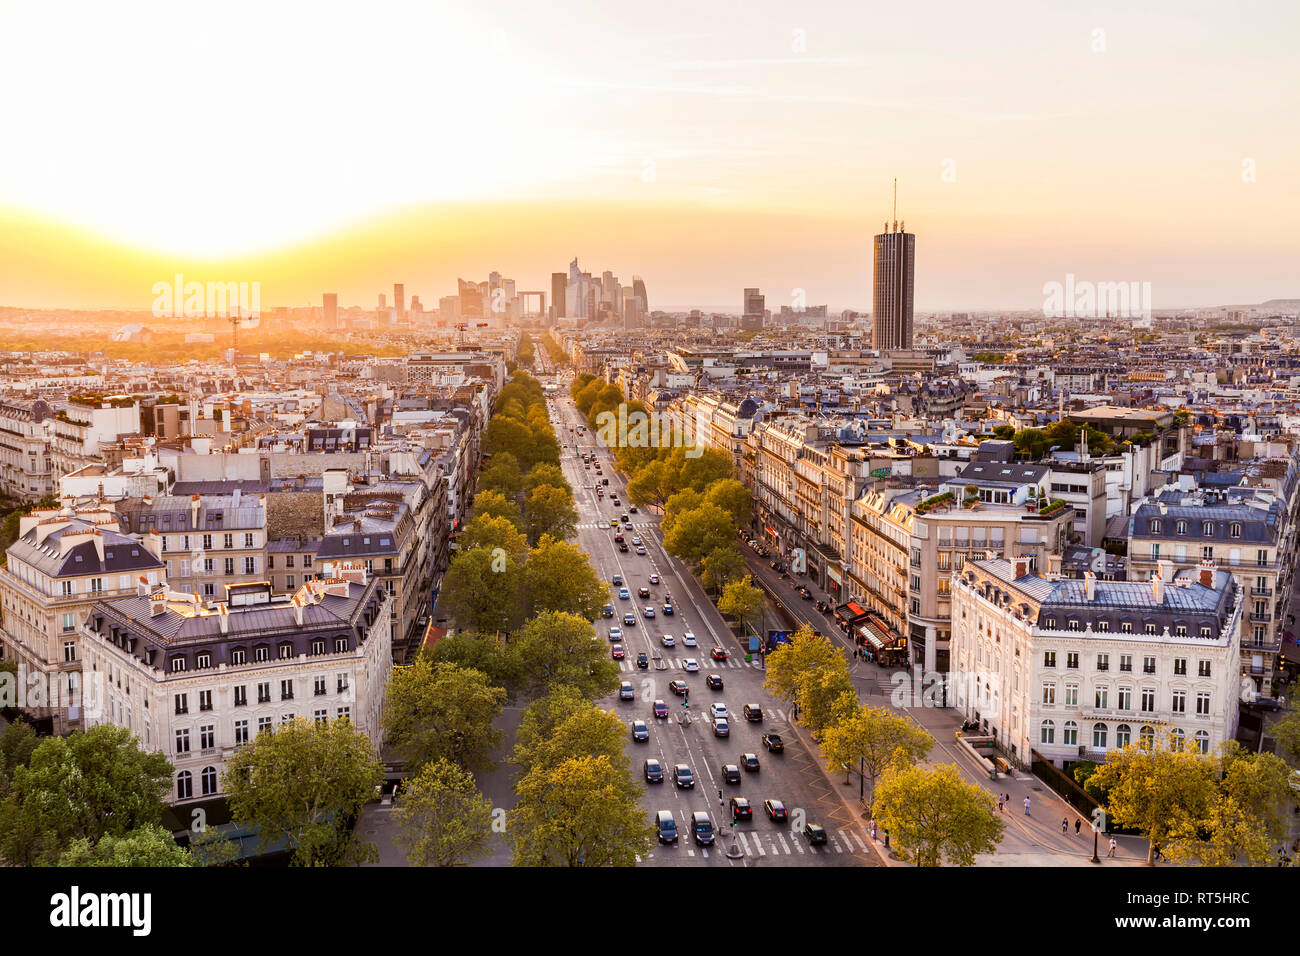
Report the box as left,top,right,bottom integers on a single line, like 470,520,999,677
1270,705,1300,769
675,446,734,491
513,611,620,699
525,463,571,496
392,758,493,867
439,546,526,634
795,673,858,735
662,502,736,569
1183,747,1294,866
524,484,579,545
872,761,1004,866
574,379,604,416
484,416,538,467
0,725,172,865
513,685,590,770
471,489,524,530
705,478,753,528
425,632,523,693
58,823,192,867
701,545,748,595
1012,427,1047,459
515,703,626,778
0,716,38,796
717,575,764,637
626,459,677,511
819,704,934,801
382,659,507,774
457,513,529,565
223,716,383,867
523,537,607,621
661,487,705,533
991,423,1016,440
478,452,524,499
511,754,654,867
763,624,846,703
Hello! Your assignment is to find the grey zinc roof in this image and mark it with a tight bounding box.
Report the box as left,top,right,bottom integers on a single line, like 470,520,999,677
957,462,1048,485
13,523,165,578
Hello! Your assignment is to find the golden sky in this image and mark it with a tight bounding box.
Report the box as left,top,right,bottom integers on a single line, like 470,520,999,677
1,0,1296,312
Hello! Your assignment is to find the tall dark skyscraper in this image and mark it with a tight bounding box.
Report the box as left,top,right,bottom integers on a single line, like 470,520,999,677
393,283,405,317
551,272,567,319
872,182,914,351
323,292,338,328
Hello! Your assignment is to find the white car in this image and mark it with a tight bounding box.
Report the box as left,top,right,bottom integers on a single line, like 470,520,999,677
709,703,728,720
682,631,697,647
682,658,699,672
608,627,622,641
661,634,675,648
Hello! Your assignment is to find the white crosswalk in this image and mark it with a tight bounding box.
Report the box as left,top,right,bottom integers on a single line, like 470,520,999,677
578,521,655,530
647,827,864,860
617,656,762,674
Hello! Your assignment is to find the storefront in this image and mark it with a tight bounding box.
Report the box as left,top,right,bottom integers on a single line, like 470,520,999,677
859,616,907,667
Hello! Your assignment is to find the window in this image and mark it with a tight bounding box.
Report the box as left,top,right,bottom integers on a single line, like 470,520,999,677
171,656,187,673
1199,626,1211,638
1176,520,1187,535
254,646,269,662
1194,730,1210,754
1095,686,1108,709
176,771,193,801
231,648,246,665
1173,658,1187,676
1144,623,1157,635
314,676,327,696
280,679,294,701
203,534,213,550
1148,519,1161,533
1229,523,1241,539
311,639,326,656
1171,690,1186,713
286,555,295,568
88,577,104,593
336,706,351,720
1115,724,1131,748
1120,621,1132,633
223,533,233,549
1196,692,1211,715
200,724,214,749
1040,720,1055,744
63,641,77,662
174,693,188,715
1062,721,1078,746
1117,687,1132,711
314,709,328,726
1096,653,1109,671
278,642,293,660
244,557,256,575
1201,546,1213,561
257,682,271,704
1064,683,1079,706
910,575,921,592
1042,682,1056,704
337,674,350,693
201,766,218,796
1066,652,1079,669
1174,624,1186,636
196,652,211,670
62,612,76,632
224,557,234,576
1257,549,1268,567
234,685,248,707
1198,660,1211,678
286,576,295,589
199,690,212,712
1092,723,1107,749
1097,620,1109,632
1139,726,1155,749
245,533,255,548
280,713,294,727
1151,543,1160,560
1119,654,1131,672
234,719,249,745
1043,651,1056,668
175,728,190,754
1171,728,1186,751
257,716,272,736
61,580,75,596
335,637,349,653
1067,619,1080,631
1140,687,1155,712
1143,656,1156,674
1202,522,1213,536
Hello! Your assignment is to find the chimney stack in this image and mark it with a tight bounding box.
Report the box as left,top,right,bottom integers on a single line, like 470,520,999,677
1198,558,1215,588
1152,569,1163,604
217,602,229,634
1013,556,1029,579
1083,570,1096,601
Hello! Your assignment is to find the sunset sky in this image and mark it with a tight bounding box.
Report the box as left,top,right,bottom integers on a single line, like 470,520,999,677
1,0,1296,313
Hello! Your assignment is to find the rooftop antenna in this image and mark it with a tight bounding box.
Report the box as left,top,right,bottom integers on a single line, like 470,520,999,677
892,178,898,233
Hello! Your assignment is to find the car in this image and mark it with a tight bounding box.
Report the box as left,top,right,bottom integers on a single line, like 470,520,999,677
652,699,669,719
740,752,760,772
669,679,688,696
682,631,697,646
636,652,649,669
602,478,609,486
706,674,724,690
621,513,630,523
631,536,642,546
721,764,741,784
611,644,624,659
711,646,727,661
618,542,629,552
713,718,729,737
609,518,619,528
649,573,660,585
691,811,715,847
662,603,675,616
656,809,678,844
631,719,649,742
619,681,634,701
709,703,728,720
623,613,636,626
614,533,625,543
730,796,752,821
643,606,655,619
682,658,699,672
674,764,695,789
761,733,784,753
630,506,638,513
657,633,675,648
635,545,646,555
617,587,630,600
743,703,763,722
638,586,650,598
764,799,788,823
608,626,622,641
602,604,614,618
804,823,827,845
611,574,623,586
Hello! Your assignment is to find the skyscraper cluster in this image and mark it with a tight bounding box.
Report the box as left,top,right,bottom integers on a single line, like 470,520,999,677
551,258,647,326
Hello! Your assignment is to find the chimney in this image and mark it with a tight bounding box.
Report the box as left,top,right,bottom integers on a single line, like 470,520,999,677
217,602,229,634
191,494,201,529
1158,558,1173,584
1152,569,1163,604
150,590,167,617
1013,556,1029,579
233,487,241,507
1198,558,1215,588
1083,570,1096,601
137,575,150,597
292,593,305,626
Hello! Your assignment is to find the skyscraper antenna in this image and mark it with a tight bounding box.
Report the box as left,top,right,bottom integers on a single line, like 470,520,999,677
892,178,898,233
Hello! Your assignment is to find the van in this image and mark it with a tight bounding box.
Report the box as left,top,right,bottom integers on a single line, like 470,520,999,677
692,811,715,846
656,810,678,844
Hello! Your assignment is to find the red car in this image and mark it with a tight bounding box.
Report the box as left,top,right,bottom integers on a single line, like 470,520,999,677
611,644,624,659
711,646,728,661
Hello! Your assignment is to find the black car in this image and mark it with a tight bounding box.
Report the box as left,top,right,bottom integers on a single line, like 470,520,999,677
706,674,724,690
764,799,788,823
618,542,629,552
804,823,827,845
740,753,760,772
730,796,752,821
602,604,614,618
669,680,688,696
636,652,649,669
761,733,784,753
721,764,741,784
674,764,695,789
743,703,763,722
629,506,638,513
638,586,650,598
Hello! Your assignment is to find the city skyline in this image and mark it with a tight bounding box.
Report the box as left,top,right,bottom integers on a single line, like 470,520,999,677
1,1,1297,312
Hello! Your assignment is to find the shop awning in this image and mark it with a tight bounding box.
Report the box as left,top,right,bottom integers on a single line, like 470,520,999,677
861,617,904,651
835,601,870,624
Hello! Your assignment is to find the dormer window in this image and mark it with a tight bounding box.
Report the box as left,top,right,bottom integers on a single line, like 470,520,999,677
1202,521,1213,535
1148,519,1161,534
1176,520,1187,535
1229,524,1241,538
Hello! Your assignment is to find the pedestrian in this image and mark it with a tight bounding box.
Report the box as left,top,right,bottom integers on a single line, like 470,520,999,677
1075,819,1082,836
1023,796,1031,815
1153,843,1162,863
996,795,1003,813
870,820,878,841
1107,837,1117,858
1062,818,1069,834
